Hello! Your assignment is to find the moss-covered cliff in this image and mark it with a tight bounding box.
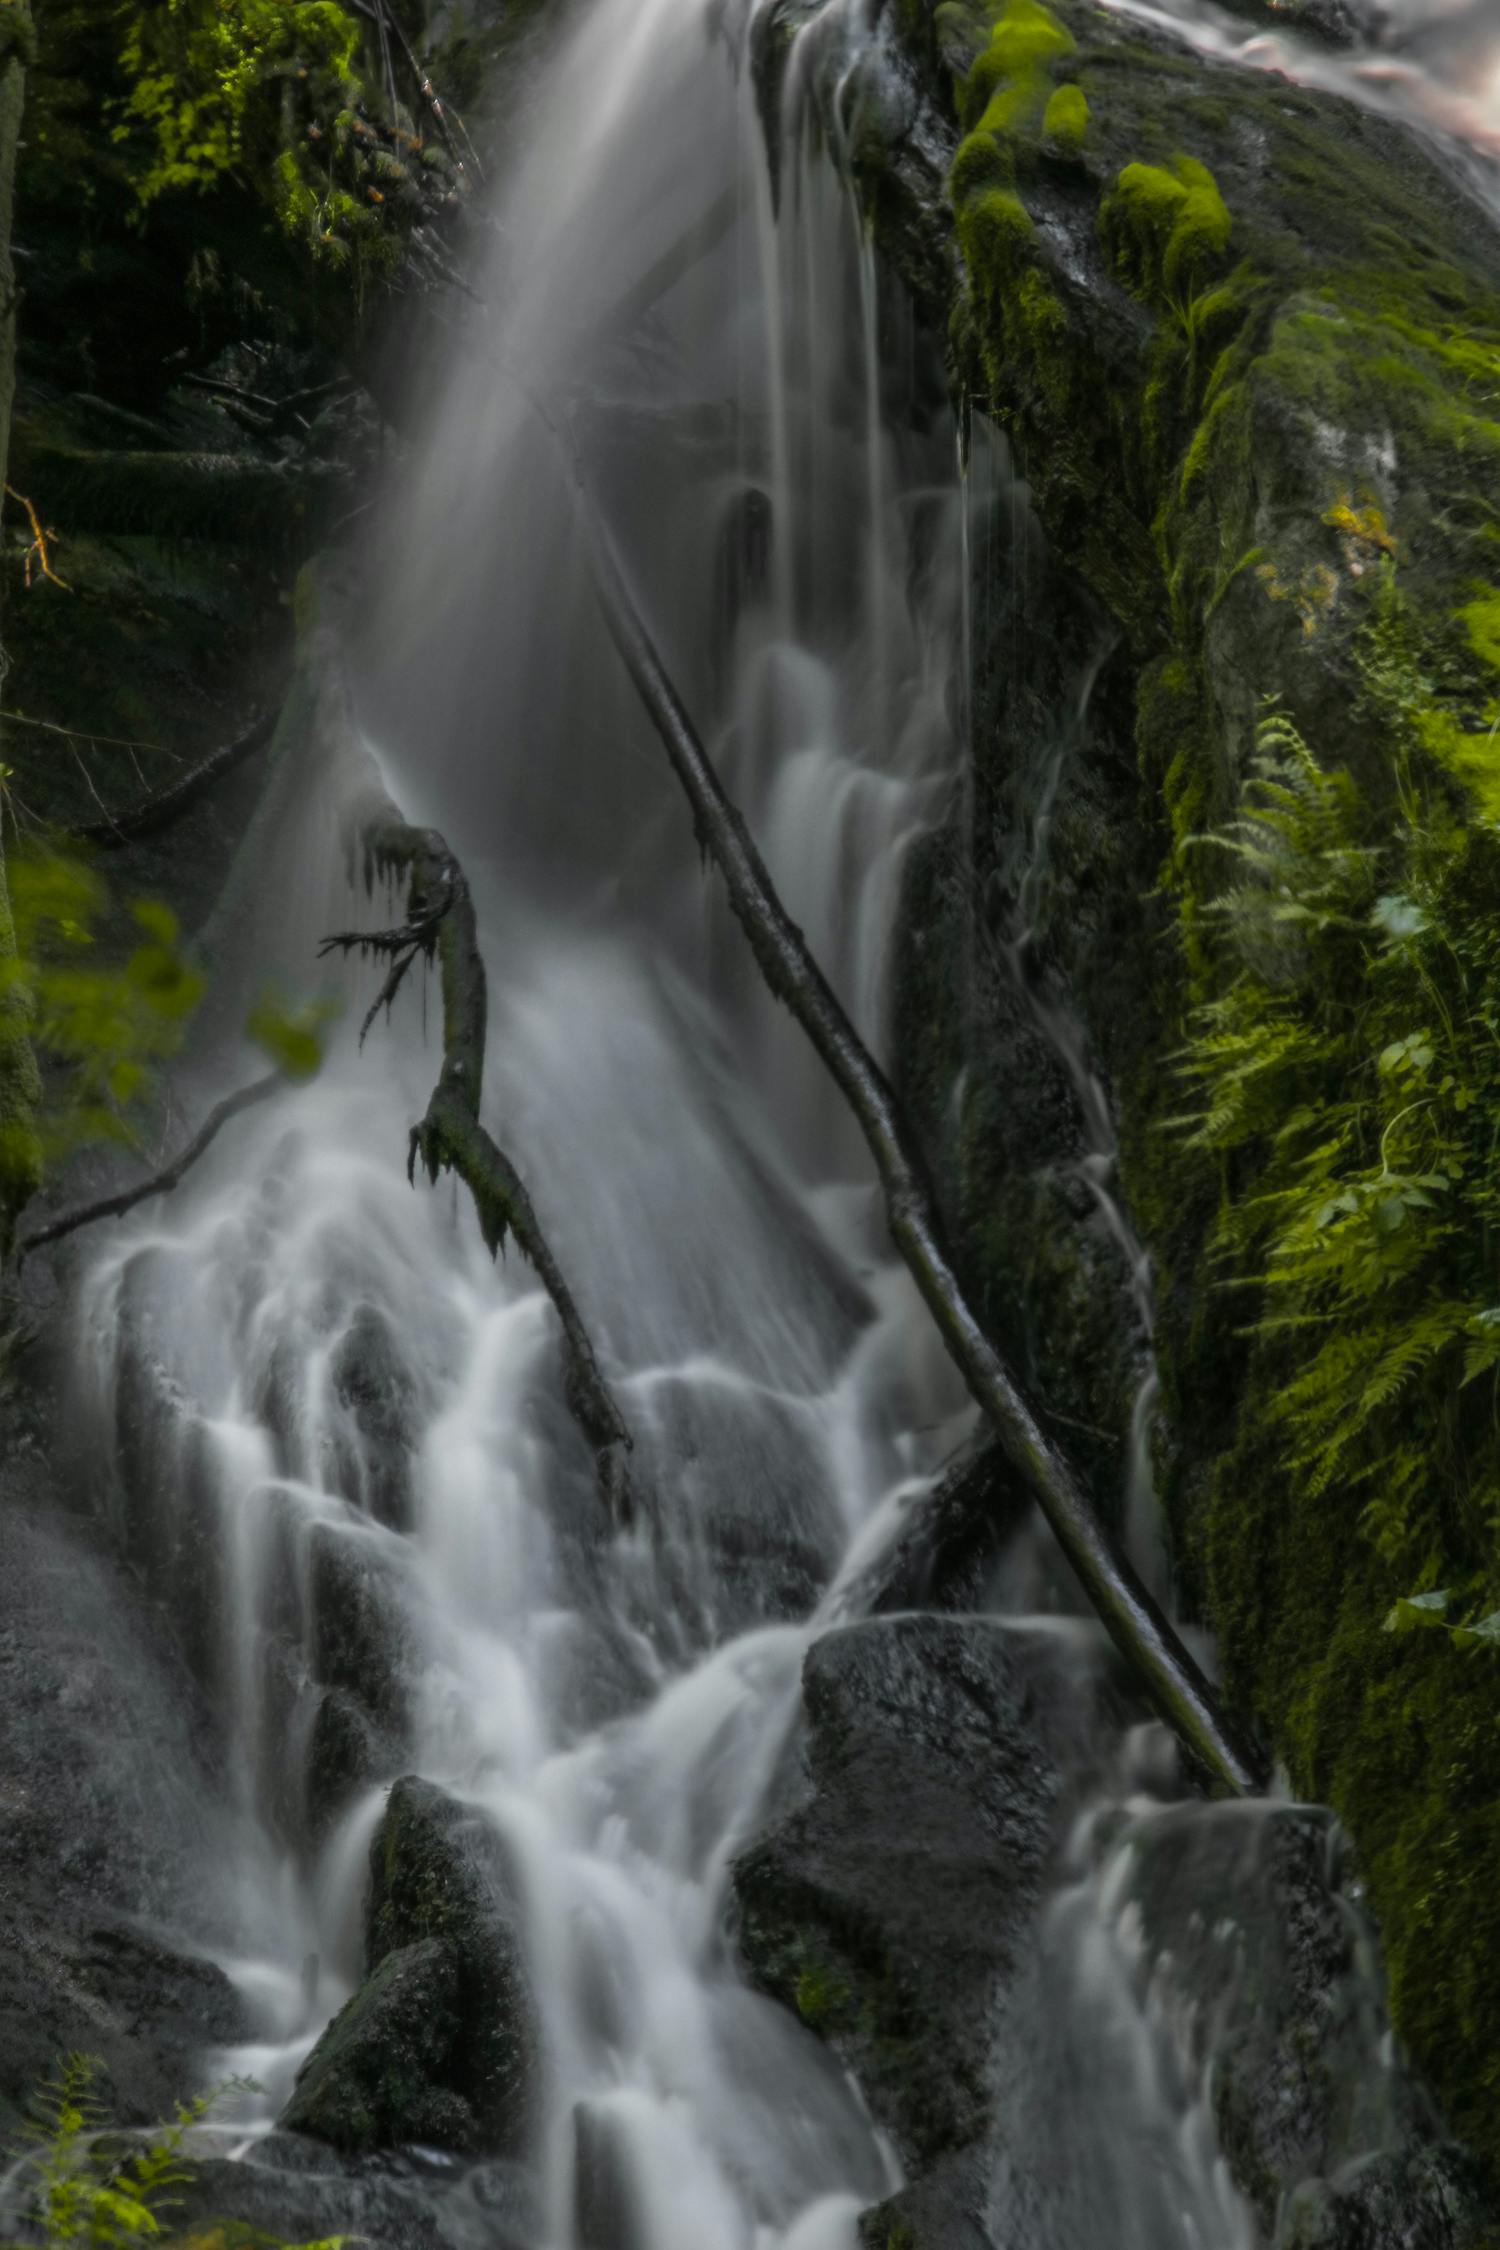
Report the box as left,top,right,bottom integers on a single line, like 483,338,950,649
847,0,1500,2175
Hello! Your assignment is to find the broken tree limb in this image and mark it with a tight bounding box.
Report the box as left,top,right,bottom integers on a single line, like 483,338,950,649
572,483,1266,1798
14,1073,282,1261
77,707,278,848
321,792,636,1525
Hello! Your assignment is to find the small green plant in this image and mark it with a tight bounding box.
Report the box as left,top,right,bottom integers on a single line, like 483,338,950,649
0,2055,350,2250
1175,694,1500,1584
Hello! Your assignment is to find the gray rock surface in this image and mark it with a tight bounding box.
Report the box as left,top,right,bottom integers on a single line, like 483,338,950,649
0,1374,250,2137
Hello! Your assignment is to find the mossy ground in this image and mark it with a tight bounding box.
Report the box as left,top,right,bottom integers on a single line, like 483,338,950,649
877,0,1500,2172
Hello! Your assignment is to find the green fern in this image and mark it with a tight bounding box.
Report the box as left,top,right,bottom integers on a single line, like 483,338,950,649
0,2056,352,2250
1176,700,1500,1593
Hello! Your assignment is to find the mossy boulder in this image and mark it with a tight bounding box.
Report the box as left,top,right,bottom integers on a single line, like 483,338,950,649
832,0,1500,2179
282,1776,539,2160
279,1938,472,2156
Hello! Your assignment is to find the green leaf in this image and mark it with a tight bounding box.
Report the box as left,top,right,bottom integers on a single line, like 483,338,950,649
246,992,334,1082
1383,1589,1453,1633
1453,1610,1500,1652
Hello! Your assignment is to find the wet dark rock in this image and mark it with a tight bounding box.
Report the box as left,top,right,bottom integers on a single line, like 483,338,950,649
307,1522,415,1737
167,2138,454,2250
639,1374,844,1640
732,1615,1065,2167
282,1940,474,2156
0,1907,247,2146
1278,2144,1497,2249
327,1303,420,1530
428,2156,542,2250
574,2098,650,2250
282,1777,538,2161
1212,0,1378,45
1131,1805,1392,2222
853,1442,1030,1617
304,1684,402,1833
0,1424,251,2136
857,2149,994,2250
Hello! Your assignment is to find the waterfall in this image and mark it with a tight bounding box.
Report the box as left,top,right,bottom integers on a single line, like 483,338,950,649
50,2,1442,2246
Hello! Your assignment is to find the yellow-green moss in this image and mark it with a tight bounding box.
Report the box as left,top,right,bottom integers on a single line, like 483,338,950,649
1042,82,1088,153
1102,155,1232,304
960,0,1074,128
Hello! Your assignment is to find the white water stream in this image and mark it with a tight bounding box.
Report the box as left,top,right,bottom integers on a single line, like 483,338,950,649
51,0,1498,2245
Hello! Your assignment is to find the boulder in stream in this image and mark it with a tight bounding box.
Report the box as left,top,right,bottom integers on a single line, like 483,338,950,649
282,1776,539,2160
733,1614,1066,2169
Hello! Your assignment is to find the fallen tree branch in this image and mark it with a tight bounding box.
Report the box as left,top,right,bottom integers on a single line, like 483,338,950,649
570,474,1265,1797
322,798,636,1524
76,707,278,847
14,1073,282,1260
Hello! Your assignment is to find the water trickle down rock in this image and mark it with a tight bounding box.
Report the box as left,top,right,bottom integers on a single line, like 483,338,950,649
1119,1802,1499,2249
733,1612,1500,2250
282,1775,540,2161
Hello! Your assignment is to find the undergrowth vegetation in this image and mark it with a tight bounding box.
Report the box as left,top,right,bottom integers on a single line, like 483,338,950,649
116,0,459,290
1176,673,1500,1618
0,2056,343,2250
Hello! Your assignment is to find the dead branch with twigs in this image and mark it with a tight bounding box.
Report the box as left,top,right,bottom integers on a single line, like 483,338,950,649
320,778,637,1527
5,483,68,589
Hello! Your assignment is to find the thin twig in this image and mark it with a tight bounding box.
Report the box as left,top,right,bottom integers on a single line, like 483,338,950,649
75,708,279,847
0,709,189,762
15,1074,283,1261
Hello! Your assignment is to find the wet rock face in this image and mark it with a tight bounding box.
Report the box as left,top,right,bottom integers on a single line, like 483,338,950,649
0,1411,250,2138
1129,1805,1394,2223
1121,1804,1500,2250
165,2135,456,2250
281,1940,471,2157
283,1777,539,2161
326,1303,420,1532
732,1615,1065,2167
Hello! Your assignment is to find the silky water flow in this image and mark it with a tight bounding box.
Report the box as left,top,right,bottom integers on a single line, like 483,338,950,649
52,0,1450,2245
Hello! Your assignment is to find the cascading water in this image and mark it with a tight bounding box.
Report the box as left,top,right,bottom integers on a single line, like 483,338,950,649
43,1,1480,2246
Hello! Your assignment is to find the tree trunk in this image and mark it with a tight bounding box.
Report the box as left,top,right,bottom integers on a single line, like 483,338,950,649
0,0,41,1255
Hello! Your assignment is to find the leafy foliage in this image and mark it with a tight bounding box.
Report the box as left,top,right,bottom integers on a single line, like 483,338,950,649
119,0,360,201
0,849,202,1169
115,0,442,286
1176,680,1500,1591
0,2053,348,2249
